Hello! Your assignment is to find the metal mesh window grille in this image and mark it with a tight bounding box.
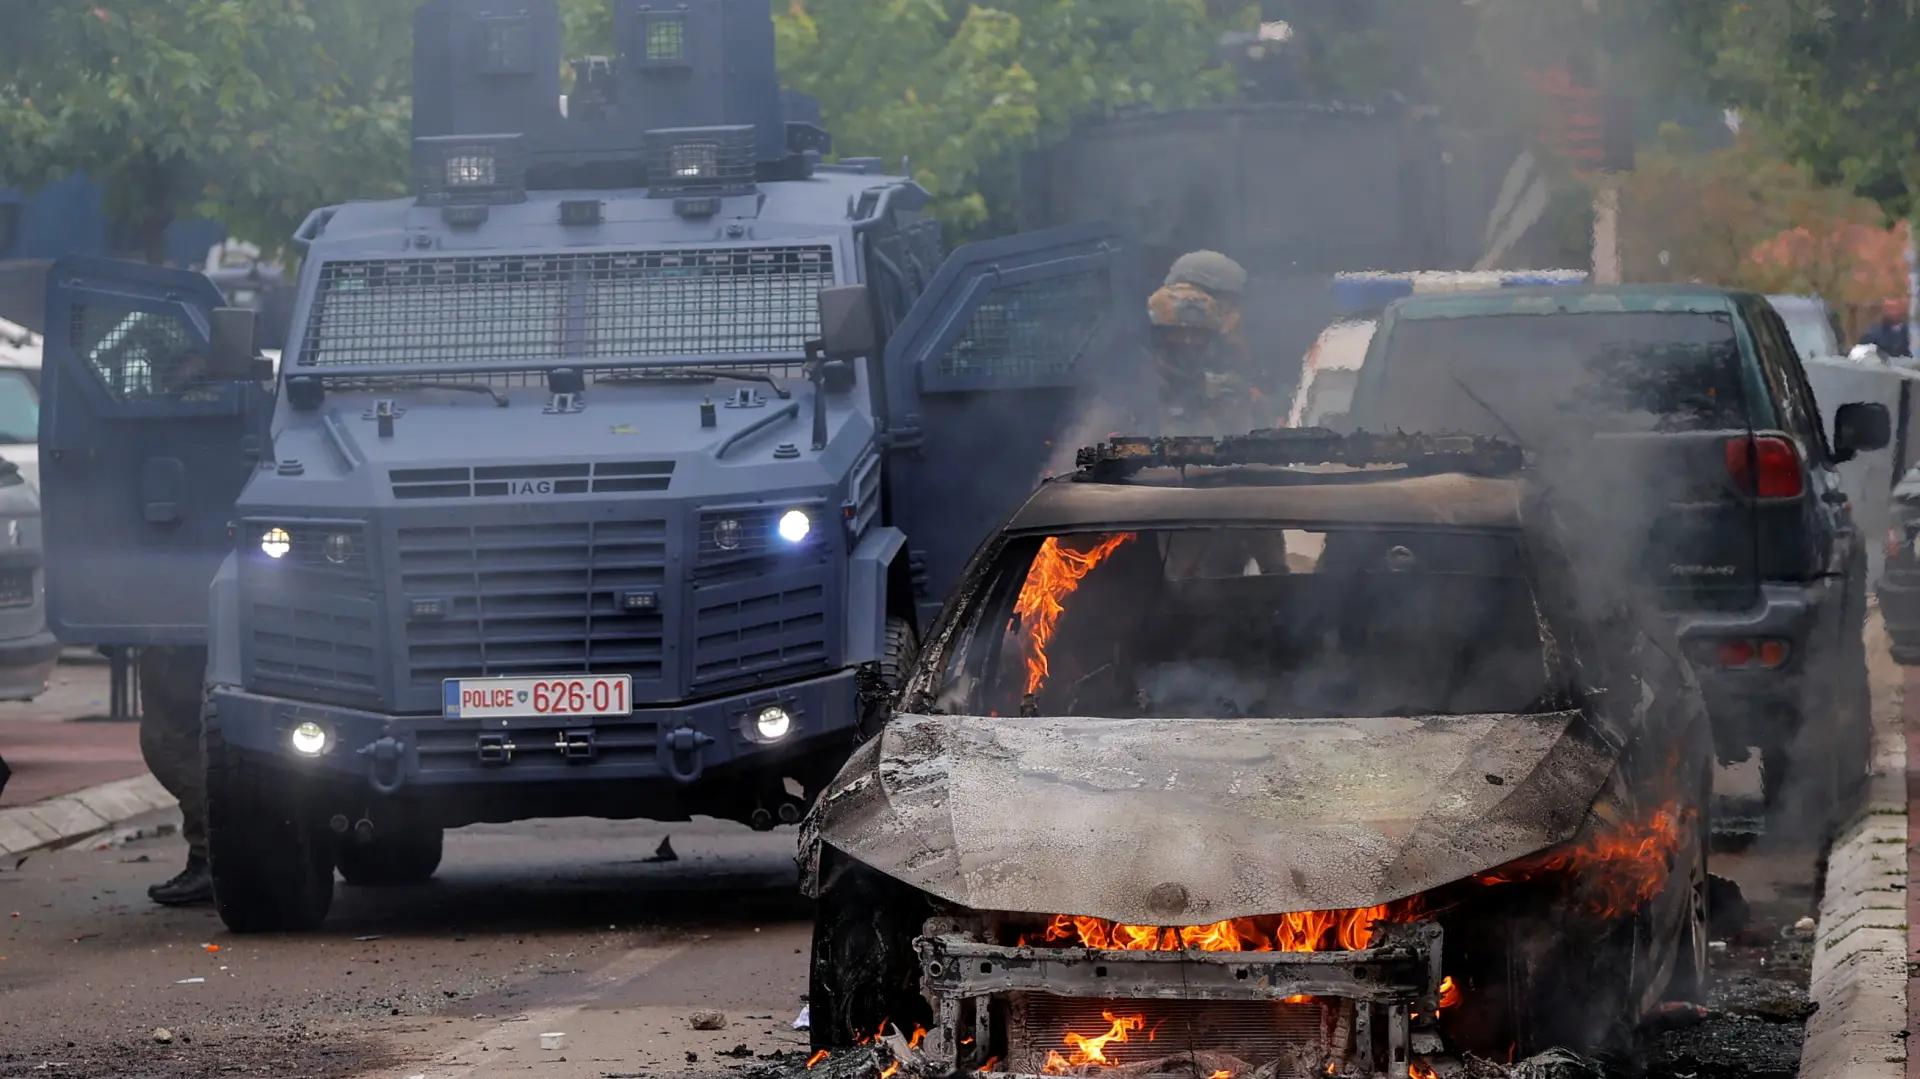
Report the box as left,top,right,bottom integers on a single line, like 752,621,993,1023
300,247,834,368
936,268,1110,380
645,17,685,61
70,305,208,401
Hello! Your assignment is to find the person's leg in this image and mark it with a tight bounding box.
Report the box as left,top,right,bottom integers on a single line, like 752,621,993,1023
136,646,210,905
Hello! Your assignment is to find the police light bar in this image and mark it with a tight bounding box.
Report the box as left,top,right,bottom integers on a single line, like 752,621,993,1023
1329,270,1587,313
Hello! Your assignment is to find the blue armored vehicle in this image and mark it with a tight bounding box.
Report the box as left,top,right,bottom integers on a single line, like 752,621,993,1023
36,0,1143,931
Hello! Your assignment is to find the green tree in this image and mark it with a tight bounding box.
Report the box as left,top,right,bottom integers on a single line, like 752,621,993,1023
773,0,1249,236
0,0,412,262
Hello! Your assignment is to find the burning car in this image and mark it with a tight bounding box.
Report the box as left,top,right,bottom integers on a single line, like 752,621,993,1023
799,430,1713,1078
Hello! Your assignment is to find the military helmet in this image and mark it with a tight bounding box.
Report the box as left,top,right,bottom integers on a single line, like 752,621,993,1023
1164,250,1248,297
1148,282,1241,338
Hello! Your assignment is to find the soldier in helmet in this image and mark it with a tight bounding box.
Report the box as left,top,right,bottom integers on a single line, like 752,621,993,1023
1147,251,1272,436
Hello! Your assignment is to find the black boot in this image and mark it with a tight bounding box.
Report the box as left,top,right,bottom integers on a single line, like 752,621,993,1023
148,853,213,906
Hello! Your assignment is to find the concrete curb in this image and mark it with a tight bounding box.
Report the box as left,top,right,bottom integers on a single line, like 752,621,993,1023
1799,612,1908,1079
0,773,176,858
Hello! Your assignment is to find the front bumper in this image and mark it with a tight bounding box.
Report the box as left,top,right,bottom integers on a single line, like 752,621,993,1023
209,668,859,798
916,926,1444,1077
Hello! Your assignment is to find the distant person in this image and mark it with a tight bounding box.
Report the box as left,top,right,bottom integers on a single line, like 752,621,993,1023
1858,297,1912,358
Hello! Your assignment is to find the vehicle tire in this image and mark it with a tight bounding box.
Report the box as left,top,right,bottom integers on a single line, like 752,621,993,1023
203,693,334,933
879,616,919,695
1663,812,1712,1003
335,827,444,887
808,854,933,1052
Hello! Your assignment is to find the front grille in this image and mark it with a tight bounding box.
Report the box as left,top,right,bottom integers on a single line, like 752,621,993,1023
1007,996,1323,1077
0,569,31,608
244,523,381,707
690,567,830,692
391,461,674,500
397,520,669,693
299,246,835,368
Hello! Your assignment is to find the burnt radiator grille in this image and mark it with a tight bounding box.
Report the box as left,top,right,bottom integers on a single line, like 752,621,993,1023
300,246,834,368
1008,996,1322,1077
398,520,669,689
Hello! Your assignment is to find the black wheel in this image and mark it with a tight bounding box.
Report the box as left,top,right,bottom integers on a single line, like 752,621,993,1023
203,693,334,933
336,827,444,886
879,615,919,694
808,854,932,1052
1663,817,1712,1002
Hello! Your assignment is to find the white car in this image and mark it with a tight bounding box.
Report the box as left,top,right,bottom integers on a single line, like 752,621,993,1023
0,316,40,493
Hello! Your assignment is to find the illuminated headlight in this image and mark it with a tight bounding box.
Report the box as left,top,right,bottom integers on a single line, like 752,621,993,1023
754,706,793,741
323,532,355,565
290,721,330,756
670,142,717,179
260,527,292,559
777,509,811,544
445,152,496,187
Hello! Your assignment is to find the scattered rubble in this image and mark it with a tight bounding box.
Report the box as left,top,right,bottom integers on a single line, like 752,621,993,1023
149,1029,173,1045
690,1009,728,1031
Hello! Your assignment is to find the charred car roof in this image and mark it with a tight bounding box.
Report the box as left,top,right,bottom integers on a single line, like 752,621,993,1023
1007,429,1529,534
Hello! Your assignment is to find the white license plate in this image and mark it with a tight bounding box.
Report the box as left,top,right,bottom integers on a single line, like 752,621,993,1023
443,676,633,719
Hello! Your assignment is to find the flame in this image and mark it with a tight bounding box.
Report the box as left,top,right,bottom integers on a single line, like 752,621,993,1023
1040,897,1424,954
909,1025,927,1049
1209,1072,1232,1079
805,1050,829,1070
881,1065,900,1079
1438,975,1461,1010
1042,1011,1145,1073
980,1058,1001,1073
1410,1064,1442,1079
1473,804,1689,917
1013,533,1136,695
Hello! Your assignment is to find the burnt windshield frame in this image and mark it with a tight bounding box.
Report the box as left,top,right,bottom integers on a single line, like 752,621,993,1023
918,523,1574,721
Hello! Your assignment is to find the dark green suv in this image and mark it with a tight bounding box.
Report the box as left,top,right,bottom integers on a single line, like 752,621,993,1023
1346,285,1890,821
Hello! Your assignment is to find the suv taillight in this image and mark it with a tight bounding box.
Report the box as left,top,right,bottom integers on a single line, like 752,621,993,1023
1725,435,1804,499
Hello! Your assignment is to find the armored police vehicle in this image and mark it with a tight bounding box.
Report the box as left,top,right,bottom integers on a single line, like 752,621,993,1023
37,0,1144,932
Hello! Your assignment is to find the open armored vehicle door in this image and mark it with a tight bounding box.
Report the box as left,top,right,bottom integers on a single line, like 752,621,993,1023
39,256,270,644
880,222,1147,629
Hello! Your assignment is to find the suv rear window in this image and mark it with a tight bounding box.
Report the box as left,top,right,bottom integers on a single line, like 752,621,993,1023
1366,311,1747,438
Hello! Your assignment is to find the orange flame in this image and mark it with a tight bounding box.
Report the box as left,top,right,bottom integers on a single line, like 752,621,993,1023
1410,1064,1441,1079
1438,975,1461,1010
1040,897,1424,955
1042,1012,1145,1073
805,1050,829,1070
1014,533,1136,695
881,1065,900,1079
909,1025,926,1049
1474,804,1688,917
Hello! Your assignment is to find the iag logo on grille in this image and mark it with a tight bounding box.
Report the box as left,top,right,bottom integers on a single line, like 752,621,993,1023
513,480,558,495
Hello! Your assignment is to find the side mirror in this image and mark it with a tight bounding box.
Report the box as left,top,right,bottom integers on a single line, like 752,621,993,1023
817,285,877,359
1834,401,1892,462
206,307,259,381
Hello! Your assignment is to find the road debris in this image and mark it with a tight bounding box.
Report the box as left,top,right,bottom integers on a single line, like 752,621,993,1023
792,1005,810,1030
150,1029,173,1045
690,1009,728,1030
644,836,677,863
173,978,203,985
540,1032,566,1050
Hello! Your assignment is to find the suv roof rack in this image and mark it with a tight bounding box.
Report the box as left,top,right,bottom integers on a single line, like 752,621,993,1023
1072,427,1526,483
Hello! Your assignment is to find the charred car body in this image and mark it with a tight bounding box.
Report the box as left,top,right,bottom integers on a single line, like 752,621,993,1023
801,430,1713,1077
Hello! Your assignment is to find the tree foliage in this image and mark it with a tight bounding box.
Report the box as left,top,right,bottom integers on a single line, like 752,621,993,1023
772,0,1248,235
0,0,412,261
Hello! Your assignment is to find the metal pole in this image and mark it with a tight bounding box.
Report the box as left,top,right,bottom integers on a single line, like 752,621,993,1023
1593,178,1623,285
1906,216,1916,357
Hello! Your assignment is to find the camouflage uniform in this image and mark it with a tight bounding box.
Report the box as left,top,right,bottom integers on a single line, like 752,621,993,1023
1147,252,1271,437
1148,252,1287,575
137,645,211,904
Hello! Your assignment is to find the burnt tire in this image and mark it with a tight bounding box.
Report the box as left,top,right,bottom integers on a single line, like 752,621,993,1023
808,854,932,1052
335,827,444,887
203,694,334,933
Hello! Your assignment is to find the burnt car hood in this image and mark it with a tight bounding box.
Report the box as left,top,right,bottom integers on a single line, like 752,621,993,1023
807,709,1616,925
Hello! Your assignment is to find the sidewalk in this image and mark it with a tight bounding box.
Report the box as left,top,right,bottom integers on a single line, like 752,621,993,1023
0,655,145,808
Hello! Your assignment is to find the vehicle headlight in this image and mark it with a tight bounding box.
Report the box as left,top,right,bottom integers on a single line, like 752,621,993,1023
323,532,355,565
777,509,811,544
712,518,744,551
290,721,330,756
261,527,292,559
754,706,793,741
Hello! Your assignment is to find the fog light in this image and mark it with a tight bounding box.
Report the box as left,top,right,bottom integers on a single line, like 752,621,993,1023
323,532,354,565
261,527,291,559
290,721,329,756
777,509,811,544
713,518,743,551
755,706,793,741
